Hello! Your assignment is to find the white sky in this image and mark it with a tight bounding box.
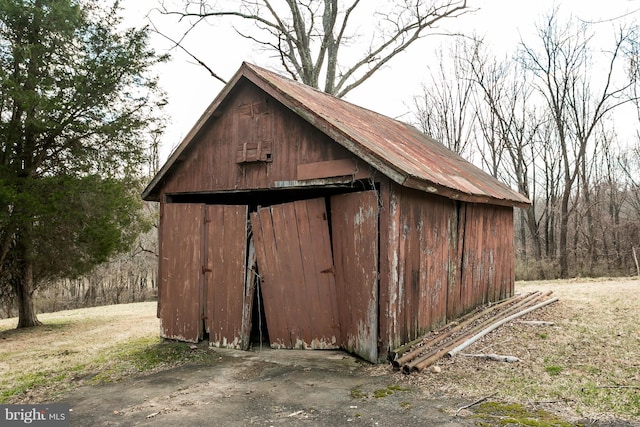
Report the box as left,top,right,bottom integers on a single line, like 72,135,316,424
124,0,639,161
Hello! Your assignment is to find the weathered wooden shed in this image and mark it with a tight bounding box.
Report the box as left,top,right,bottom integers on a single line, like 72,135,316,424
142,62,530,363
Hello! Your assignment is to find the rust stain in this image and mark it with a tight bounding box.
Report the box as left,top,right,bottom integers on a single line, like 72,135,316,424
241,63,531,207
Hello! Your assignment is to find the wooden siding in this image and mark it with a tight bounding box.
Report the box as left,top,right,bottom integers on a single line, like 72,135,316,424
250,198,341,349
331,191,379,362
205,205,248,349
382,185,514,353
159,204,203,342
394,188,455,346
159,82,368,197
455,202,514,314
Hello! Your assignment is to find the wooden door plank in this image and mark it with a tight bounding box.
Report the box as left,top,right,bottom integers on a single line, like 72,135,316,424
159,203,203,343
206,205,248,348
251,208,289,348
271,202,312,347
331,191,379,362
251,199,340,350
295,198,341,348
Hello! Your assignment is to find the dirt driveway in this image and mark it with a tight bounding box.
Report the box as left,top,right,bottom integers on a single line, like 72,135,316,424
64,347,478,426
3,278,637,426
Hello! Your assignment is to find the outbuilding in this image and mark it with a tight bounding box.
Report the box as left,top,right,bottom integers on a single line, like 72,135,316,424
142,62,530,363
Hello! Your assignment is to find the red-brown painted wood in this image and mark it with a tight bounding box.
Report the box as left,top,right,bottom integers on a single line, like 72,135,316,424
205,205,248,348
251,198,340,350
159,203,203,342
331,191,379,362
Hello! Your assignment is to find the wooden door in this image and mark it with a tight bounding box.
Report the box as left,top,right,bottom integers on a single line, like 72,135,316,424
250,198,341,349
331,191,379,362
158,203,204,342
204,205,249,349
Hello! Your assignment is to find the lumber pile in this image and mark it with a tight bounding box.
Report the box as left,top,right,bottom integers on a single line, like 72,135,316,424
391,291,558,374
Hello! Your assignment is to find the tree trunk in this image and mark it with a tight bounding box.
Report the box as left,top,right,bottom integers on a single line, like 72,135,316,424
559,191,570,278
15,238,42,328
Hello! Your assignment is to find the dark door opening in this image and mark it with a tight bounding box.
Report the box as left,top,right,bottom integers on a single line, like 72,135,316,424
249,271,270,348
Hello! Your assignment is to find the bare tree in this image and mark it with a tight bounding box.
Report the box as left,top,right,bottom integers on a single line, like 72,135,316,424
466,39,549,276
413,42,476,157
519,10,637,277
154,0,470,97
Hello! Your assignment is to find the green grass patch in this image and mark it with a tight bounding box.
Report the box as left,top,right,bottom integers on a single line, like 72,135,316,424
88,337,213,384
545,365,563,376
473,401,577,426
373,385,411,399
2,337,216,403
0,372,49,403
350,386,368,399
373,388,393,398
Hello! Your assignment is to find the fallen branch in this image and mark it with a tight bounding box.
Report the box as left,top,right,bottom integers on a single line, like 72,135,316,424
455,392,498,416
447,297,559,357
459,353,520,363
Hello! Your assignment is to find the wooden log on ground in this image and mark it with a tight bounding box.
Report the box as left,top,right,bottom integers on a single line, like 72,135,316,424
447,297,559,357
392,292,531,369
405,292,555,373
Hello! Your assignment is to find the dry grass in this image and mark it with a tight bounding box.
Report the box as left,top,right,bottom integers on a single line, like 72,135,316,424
1,278,638,424
390,277,640,423
0,302,160,403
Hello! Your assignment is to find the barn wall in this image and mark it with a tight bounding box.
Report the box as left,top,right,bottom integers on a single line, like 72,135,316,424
381,185,456,350
381,184,514,356
454,202,514,316
159,81,366,196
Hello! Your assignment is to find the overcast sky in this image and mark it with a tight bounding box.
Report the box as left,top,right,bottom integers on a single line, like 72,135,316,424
126,0,639,161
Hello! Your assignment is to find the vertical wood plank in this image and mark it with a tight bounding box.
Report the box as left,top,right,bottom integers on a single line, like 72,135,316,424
159,203,203,343
331,191,379,363
241,237,257,350
272,202,312,347
448,202,464,320
251,199,340,350
206,205,248,349
377,179,392,358
251,207,289,348
296,198,341,347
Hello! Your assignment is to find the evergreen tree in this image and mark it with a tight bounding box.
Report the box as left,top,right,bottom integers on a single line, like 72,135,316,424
0,0,166,327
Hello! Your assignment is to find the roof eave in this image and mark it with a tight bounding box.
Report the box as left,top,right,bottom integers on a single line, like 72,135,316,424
403,176,531,208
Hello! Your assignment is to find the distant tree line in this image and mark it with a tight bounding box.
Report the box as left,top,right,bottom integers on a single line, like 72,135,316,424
5,1,638,323
414,9,640,279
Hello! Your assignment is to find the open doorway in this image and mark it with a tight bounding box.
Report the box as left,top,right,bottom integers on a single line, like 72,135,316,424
249,267,270,349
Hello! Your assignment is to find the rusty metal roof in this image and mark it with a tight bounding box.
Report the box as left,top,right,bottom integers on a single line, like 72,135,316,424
143,62,530,207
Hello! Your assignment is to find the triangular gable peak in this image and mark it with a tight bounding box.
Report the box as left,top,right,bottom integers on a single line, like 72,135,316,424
143,62,530,208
